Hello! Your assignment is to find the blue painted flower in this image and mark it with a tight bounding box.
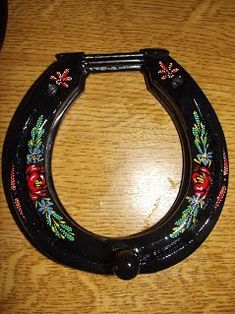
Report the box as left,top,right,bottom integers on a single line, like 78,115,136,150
187,195,205,208
196,151,212,167
37,199,53,215
27,147,43,164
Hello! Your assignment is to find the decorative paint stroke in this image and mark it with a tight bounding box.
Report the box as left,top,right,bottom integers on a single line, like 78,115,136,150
158,61,179,80
215,186,227,209
223,150,229,176
26,116,75,241
214,150,229,208
10,163,25,219
11,164,16,191
50,69,72,88
14,198,25,219
170,111,212,238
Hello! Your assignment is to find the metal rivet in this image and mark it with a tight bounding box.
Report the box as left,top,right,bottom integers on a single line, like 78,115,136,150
171,76,184,89
48,83,58,96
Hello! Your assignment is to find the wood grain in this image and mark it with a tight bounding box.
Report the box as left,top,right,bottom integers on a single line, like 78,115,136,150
0,0,235,313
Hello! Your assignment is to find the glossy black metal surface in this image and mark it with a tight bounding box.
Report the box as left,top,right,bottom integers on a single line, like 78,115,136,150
2,49,229,280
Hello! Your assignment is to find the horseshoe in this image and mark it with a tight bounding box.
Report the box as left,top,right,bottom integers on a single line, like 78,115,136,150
2,49,229,280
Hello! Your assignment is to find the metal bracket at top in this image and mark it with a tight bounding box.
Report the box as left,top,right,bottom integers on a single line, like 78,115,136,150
56,48,169,73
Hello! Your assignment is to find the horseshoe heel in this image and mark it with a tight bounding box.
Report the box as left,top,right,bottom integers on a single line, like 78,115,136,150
2,49,229,280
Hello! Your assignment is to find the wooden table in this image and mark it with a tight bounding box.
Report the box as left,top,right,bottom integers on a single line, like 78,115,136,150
0,0,234,313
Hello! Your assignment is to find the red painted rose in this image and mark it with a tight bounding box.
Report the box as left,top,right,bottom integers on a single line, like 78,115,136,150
192,166,211,199
26,164,47,201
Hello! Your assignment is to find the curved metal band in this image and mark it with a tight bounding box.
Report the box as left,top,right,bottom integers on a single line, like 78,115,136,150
2,49,229,280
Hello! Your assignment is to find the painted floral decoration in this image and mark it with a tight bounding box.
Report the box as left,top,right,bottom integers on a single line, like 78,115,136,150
170,110,212,238
50,69,72,88
158,61,179,80
26,164,47,201
192,166,211,199
26,116,75,241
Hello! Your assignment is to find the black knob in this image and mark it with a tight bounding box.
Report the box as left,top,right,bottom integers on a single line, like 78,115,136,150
112,249,140,280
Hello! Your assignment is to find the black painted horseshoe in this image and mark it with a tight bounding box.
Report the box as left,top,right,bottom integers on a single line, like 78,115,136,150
2,49,229,280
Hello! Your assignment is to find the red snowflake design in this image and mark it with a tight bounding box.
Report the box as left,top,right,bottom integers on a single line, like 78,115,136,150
158,61,179,80
50,69,72,88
